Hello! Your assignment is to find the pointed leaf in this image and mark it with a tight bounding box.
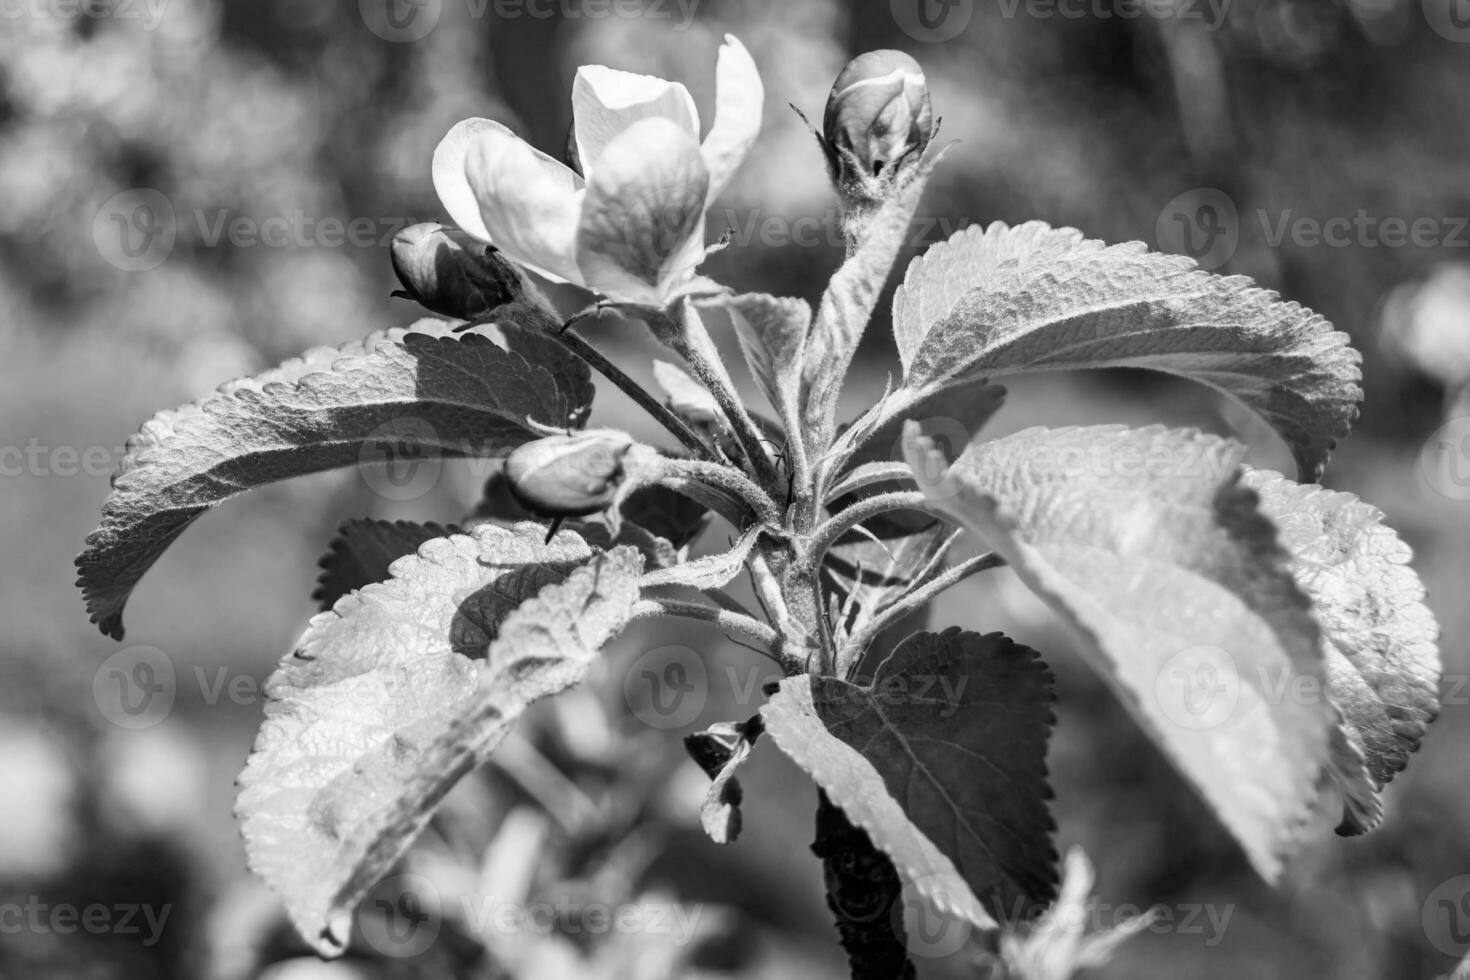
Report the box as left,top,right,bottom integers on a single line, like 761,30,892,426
896,222,1361,480
640,527,762,591
78,324,592,638
706,292,812,449
684,716,762,844
313,519,462,611
905,423,1334,879
237,524,643,956
1245,468,1441,833
802,161,937,454
764,628,1056,928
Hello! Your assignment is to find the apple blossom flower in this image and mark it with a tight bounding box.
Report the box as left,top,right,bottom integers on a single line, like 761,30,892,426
432,35,762,307
822,49,933,204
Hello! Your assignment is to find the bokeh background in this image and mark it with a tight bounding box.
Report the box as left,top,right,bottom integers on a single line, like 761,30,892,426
5,0,1470,977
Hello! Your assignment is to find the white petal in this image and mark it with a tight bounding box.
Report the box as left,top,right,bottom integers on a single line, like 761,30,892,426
464,127,586,285
571,65,699,178
575,117,708,305
700,35,763,205
432,118,513,243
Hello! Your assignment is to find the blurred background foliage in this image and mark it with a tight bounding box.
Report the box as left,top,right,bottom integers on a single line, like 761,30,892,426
4,0,1470,977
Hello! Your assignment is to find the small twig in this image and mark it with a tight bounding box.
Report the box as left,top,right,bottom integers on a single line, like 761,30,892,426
662,457,782,527
628,596,782,662
649,303,782,494
555,325,716,461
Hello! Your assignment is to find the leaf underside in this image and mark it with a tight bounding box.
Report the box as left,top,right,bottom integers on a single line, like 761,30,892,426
78,322,593,638
905,423,1335,880
313,518,461,611
892,221,1362,481
764,628,1058,930
237,523,643,956
1245,468,1441,833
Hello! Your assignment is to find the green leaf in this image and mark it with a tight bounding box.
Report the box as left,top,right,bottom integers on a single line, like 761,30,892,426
1244,468,1441,834
802,162,937,454
237,523,643,957
312,519,461,611
640,526,762,591
763,628,1056,927
893,222,1361,480
904,423,1335,879
708,292,812,449
77,323,592,638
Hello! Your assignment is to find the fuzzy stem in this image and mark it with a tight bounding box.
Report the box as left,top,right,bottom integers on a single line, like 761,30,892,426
556,326,716,462
805,491,933,571
662,458,782,528
628,597,781,661
651,303,783,494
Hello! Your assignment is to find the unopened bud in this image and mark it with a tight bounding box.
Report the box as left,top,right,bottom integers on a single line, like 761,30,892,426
390,222,524,320
504,431,636,518
822,50,933,196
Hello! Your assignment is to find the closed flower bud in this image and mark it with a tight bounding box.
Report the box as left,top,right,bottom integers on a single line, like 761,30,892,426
390,222,524,320
504,431,635,518
822,50,933,195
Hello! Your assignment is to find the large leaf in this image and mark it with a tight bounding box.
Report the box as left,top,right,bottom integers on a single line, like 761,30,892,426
237,523,643,956
1245,468,1441,833
892,222,1361,480
78,323,592,638
312,519,461,611
904,423,1335,879
763,628,1056,928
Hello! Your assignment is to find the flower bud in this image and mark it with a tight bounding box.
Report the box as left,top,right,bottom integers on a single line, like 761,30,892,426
822,50,933,193
504,431,635,518
390,222,524,320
